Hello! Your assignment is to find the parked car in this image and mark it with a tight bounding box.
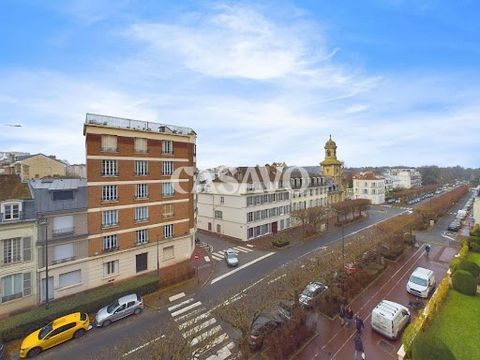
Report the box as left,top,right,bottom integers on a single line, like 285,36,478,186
19,312,90,358
406,267,436,298
95,294,144,327
248,311,284,351
224,248,239,267
448,220,461,232
299,281,328,308
371,300,410,340
0,342,6,360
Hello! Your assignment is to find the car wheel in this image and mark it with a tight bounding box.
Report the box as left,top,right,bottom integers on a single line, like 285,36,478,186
102,320,111,327
134,308,143,315
27,347,42,358
74,329,86,339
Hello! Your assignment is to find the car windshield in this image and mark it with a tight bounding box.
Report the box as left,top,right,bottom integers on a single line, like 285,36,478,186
410,275,427,287
38,322,53,339
227,252,237,259
302,287,314,297
107,300,120,313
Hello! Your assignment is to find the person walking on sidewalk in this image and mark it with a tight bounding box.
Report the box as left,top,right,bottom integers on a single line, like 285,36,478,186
354,333,366,360
345,306,354,328
339,303,346,326
355,314,365,334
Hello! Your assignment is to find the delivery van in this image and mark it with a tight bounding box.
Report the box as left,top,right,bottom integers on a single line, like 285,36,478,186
406,267,435,298
371,300,410,340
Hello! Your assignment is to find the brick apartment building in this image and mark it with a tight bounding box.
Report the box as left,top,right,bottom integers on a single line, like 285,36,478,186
83,114,196,287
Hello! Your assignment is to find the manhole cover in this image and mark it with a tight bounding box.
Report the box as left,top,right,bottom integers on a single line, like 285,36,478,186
378,339,396,353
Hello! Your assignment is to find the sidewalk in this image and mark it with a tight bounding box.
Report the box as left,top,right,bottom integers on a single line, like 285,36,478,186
294,244,456,360
143,245,215,310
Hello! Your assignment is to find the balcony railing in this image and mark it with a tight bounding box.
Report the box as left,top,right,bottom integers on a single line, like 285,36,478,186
86,113,195,136
52,227,75,237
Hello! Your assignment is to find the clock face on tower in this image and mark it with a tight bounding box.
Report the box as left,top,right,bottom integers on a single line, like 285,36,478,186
326,150,331,157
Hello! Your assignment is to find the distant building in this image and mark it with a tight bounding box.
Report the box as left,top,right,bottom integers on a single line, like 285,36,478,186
30,178,89,303
84,113,196,288
353,172,386,205
66,164,87,178
473,194,480,226
10,153,67,181
383,168,422,190
0,175,37,316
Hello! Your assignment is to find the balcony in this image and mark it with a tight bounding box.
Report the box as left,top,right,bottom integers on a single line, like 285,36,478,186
103,246,119,253
52,227,75,238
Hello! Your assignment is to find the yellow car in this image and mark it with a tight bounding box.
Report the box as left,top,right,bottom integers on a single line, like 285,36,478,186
19,312,90,358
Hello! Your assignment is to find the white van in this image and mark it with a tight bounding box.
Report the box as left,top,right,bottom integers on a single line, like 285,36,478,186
371,300,410,340
406,267,436,298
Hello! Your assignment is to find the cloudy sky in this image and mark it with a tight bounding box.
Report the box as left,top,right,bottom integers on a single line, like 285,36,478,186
1,0,479,168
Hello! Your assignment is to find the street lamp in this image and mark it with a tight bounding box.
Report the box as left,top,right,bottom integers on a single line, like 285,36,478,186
156,234,160,277
38,217,49,309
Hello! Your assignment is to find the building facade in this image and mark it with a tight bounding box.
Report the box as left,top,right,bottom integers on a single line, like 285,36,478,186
383,168,422,190
353,172,386,205
84,114,196,288
0,175,37,316
10,154,67,181
30,178,90,303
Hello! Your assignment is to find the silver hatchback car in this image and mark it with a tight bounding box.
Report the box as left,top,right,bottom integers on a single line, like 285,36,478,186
95,293,144,327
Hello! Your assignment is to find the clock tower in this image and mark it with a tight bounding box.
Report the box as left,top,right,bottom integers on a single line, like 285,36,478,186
321,135,344,202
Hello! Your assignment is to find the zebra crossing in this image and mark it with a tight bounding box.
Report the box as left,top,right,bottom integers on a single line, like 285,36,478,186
210,245,253,262
167,297,235,360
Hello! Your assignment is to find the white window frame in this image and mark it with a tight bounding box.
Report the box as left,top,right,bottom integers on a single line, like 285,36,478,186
135,206,149,222
135,160,148,176
58,270,81,288
163,204,174,218
163,246,174,260
101,160,118,176
215,210,223,219
136,229,149,245
164,224,174,239
102,185,118,201
162,140,173,154
0,272,31,303
2,202,21,221
134,138,148,153
162,161,173,175
162,183,174,197
102,210,118,227
103,260,119,277
136,184,149,199
103,235,118,251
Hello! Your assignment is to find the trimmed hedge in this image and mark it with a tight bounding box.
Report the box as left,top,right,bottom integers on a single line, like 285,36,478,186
0,273,160,342
272,238,290,248
449,258,461,273
452,270,477,296
458,260,480,278
412,333,455,360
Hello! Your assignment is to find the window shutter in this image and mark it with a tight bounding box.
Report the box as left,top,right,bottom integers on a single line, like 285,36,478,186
23,237,32,262
23,272,31,296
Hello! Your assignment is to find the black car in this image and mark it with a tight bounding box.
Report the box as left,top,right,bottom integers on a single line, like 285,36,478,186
248,312,284,351
448,221,461,232
0,342,6,360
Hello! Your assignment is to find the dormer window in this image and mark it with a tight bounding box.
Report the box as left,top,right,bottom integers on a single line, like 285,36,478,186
2,202,21,221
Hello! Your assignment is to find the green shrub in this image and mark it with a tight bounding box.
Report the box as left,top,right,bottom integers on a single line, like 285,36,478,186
470,224,480,237
449,258,461,273
412,333,455,360
458,260,480,278
470,242,480,253
272,237,290,248
452,270,477,296
0,273,160,342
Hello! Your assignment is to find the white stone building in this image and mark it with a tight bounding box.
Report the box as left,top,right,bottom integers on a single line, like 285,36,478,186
383,168,422,190
353,172,386,205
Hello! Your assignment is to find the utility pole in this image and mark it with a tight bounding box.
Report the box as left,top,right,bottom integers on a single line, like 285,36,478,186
156,234,160,277
39,217,49,309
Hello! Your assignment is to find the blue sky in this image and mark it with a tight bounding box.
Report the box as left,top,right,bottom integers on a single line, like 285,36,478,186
1,0,479,168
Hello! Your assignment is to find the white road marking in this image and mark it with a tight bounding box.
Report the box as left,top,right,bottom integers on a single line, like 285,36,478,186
267,273,286,285
206,343,232,360
168,297,194,312
246,244,254,248
178,310,211,330
211,253,223,261
174,308,205,323
171,301,202,318
210,252,275,284
204,256,211,262
235,245,252,252
232,246,249,253
191,325,222,347
183,318,217,338
168,292,186,302
122,334,165,357
192,333,230,359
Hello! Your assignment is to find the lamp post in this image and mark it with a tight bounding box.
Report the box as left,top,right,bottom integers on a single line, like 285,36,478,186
39,217,49,309
156,234,160,277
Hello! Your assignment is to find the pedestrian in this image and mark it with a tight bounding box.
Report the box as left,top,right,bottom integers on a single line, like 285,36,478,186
354,333,366,360
425,243,431,257
339,303,346,326
355,314,365,334
345,306,354,328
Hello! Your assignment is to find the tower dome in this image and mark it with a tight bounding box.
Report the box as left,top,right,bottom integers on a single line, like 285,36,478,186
325,134,337,148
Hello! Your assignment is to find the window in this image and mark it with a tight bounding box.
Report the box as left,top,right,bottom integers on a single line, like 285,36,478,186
162,140,173,154
215,210,223,219
134,138,148,153
53,215,74,235
101,135,117,152
164,224,174,239
162,183,174,197
52,191,74,201
1,272,31,303
1,237,30,265
101,160,118,176
135,161,148,176
102,210,118,227
163,246,174,260
162,161,173,175
136,229,149,245
136,184,148,199
103,260,119,277
247,212,253,222
136,253,148,272
53,243,74,263
102,185,118,201
163,204,174,218
220,196,224,204
2,202,20,220
135,206,149,222
59,270,81,288
103,235,118,251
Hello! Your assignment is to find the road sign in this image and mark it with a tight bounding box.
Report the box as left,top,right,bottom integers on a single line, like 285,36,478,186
194,255,200,261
